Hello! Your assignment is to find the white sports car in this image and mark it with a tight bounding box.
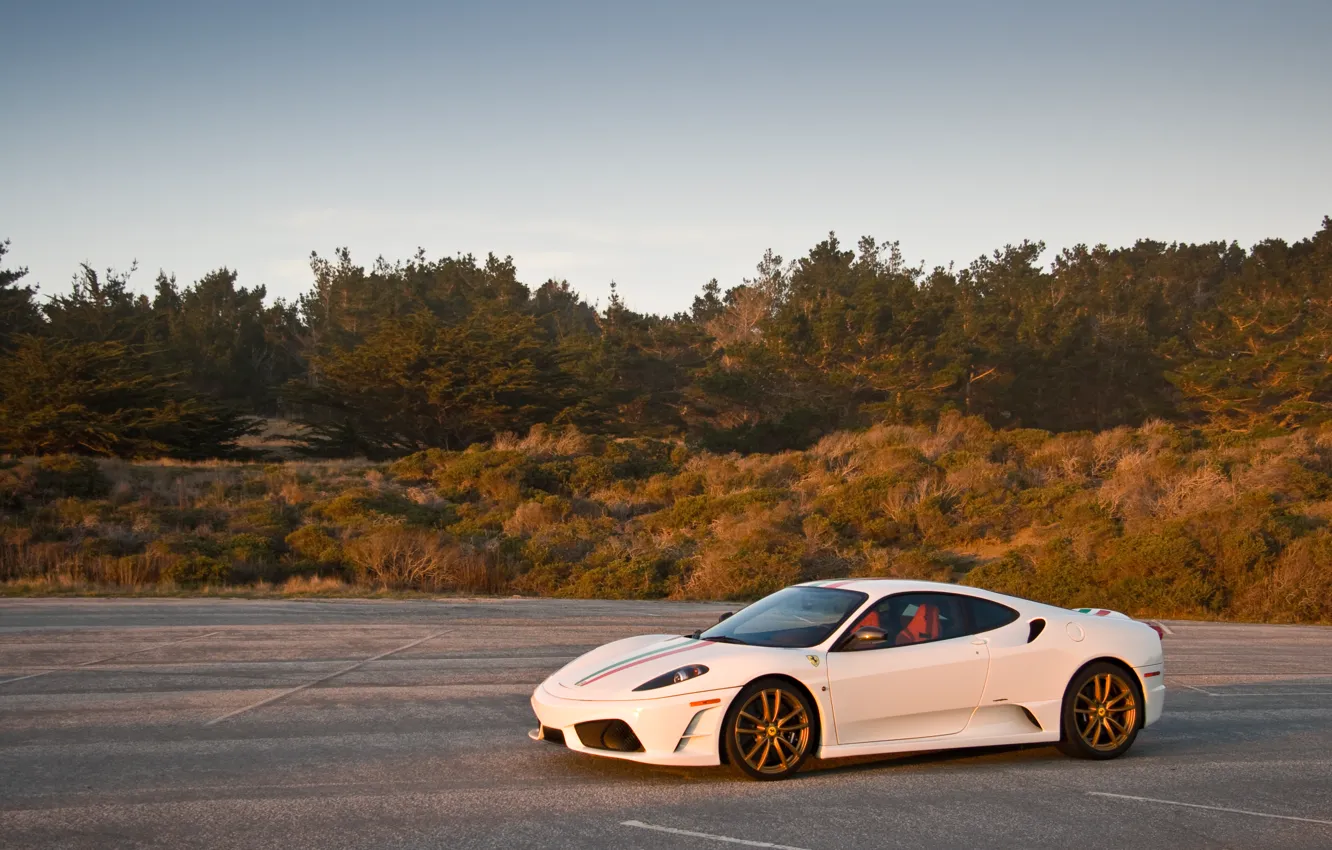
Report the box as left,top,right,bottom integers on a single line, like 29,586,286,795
530,579,1165,780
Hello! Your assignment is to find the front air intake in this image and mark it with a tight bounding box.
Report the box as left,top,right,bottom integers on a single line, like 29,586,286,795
540,725,565,745
574,719,644,752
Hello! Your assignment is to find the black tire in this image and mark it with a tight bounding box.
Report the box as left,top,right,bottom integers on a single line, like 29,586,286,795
1056,662,1142,760
723,678,816,781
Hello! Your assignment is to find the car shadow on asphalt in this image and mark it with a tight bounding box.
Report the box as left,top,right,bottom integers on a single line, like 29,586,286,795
537,742,1067,785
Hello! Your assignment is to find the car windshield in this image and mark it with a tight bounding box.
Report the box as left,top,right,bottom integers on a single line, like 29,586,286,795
700,586,868,648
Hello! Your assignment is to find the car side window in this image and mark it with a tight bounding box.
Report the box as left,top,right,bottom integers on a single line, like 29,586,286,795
967,597,1020,633
842,593,970,650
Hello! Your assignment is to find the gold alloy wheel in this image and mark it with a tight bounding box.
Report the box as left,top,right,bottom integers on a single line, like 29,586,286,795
1073,671,1138,751
733,687,811,775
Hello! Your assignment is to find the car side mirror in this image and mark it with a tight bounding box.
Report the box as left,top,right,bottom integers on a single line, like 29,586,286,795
853,626,888,644
718,612,733,623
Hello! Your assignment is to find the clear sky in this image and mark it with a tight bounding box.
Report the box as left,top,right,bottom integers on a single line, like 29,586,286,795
3,0,1329,315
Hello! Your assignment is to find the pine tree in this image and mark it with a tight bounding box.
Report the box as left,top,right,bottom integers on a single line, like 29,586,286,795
0,336,257,458
1168,220,1332,430
0,240,40,347
294,306,560,456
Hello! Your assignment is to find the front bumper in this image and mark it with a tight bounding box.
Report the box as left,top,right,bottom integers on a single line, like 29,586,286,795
530,681,742,767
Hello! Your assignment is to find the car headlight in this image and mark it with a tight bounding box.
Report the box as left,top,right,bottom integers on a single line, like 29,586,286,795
632,665,710,692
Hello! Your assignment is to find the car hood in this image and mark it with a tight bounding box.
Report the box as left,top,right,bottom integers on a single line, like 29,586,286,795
546,634,750,700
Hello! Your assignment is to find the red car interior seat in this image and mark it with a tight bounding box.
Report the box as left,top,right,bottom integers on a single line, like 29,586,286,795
895,604,940,645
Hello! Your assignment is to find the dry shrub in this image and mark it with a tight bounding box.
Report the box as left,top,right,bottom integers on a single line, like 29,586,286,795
859,547,955,581
113,549,178,584
404,486,445,509
945,459,1008,492
679,504,804,600
1097,451,1166,521
912,412,993,462
363,469,388,489
733,452,805,489
1027,434,1093,483
588,482,661,520
285,525,343,566
1091,427,1135,475
278,478,308,504
555,537,682,599
503,498,571,536
492,424,592,458
345,528,450,589
882,475,958,525
1234,456,1300,496
281,575,352,595
1157,467,1234,518
476,468,522,507
345,528,497,592
0,537,176,586
860,444,930,481
1314,424,1332,450
1138,418,1176,454
1297,500,1332,523
1236,530,1332,623
682,454,748,496
860,423,927,450
790,465,838,505
0,539,73,580
811,431,864,474
930,412,995,455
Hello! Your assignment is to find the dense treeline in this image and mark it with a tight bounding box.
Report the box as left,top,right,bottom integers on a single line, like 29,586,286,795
1,220,1330,459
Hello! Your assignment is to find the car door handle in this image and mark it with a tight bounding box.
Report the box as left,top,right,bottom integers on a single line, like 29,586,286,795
971,638,988,646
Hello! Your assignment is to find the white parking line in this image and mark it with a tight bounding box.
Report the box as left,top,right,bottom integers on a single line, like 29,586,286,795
204,629,451,726
1088,792,1332,826
0,631,221,686
1174,683,1332,697
621,821,814,849
1151,620,1174,635
1178,683,1215,695
1206,691,1332,696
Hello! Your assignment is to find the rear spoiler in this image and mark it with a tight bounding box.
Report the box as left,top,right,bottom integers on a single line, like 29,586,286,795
1073,607,1166,639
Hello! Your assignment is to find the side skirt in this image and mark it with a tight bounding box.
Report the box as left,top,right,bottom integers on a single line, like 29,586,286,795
816,728,1060,760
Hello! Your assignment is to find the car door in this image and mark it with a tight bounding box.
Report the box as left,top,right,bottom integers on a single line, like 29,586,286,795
825,592,990,744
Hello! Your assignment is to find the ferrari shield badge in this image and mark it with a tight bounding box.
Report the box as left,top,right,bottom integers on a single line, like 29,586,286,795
806,654,820,668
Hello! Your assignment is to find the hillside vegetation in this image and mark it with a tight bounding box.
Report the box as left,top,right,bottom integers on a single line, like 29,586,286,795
3,224,1330,619
4,417,1331,622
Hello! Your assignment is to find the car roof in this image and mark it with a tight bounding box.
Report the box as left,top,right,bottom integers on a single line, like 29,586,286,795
797,578,1025,605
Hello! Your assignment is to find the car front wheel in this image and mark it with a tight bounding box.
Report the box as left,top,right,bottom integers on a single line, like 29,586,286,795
723,678,815,780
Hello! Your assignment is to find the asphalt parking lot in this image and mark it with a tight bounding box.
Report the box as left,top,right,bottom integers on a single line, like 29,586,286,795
2,598,1330,850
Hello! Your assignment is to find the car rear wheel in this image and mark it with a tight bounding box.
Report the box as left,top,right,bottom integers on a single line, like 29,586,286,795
723,678,815,781
1056,662,1142,760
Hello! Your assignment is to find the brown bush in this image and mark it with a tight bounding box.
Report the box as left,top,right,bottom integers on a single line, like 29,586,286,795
679,504,805,600
1236,530,1332,622
344,528,498,593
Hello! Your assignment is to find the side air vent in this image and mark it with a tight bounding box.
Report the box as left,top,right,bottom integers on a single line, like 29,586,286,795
1020,706,1043,730
1027,618,1046,643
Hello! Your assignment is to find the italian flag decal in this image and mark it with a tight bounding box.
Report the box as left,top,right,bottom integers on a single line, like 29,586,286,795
575,637,705,687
